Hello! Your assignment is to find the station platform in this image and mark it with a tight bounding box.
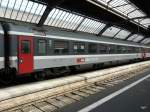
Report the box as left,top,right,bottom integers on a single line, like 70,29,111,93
59,70,150,112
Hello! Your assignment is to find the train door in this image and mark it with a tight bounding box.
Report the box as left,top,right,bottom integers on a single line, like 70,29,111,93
18,36,33,74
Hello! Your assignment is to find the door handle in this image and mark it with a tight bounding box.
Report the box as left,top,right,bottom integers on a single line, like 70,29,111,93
20,58,23,63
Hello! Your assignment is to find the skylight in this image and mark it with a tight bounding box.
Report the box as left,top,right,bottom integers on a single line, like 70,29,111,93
87,0,150,29
77,18,106,34
44,8,84,30
141,38,150,44
0,0,46,23
102,26,121,37
44,8,106,34
114,30,130,39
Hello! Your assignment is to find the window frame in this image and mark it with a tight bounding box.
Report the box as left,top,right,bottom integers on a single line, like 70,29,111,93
38,39,47,55
21,40,31,54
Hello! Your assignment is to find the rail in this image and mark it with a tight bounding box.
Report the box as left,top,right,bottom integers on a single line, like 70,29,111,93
0,60,150,112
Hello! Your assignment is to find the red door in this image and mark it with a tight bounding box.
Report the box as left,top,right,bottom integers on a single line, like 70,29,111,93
18,36,33,74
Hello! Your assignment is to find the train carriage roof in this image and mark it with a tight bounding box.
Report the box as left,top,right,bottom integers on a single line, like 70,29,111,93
0,23,149,48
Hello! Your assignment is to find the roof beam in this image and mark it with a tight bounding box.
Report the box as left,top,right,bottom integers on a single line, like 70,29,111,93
138,36,147,43
97,23,111,36
112,3,130,9
129,16,148,20
113,29,121,38
125,32,135,40
127,9,139,17
74,17,86,31
37,0,65,27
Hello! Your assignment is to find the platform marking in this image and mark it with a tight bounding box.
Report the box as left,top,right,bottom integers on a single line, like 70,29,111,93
78,74,150,112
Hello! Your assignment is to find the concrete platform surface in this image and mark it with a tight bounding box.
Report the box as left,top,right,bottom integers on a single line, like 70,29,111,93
59,70,150,112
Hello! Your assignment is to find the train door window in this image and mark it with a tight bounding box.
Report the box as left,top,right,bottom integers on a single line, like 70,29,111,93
54,40,69,54
88,43,97,54
73,42,85,54
99,44,108,54
21,40,31,54
38,39,47,55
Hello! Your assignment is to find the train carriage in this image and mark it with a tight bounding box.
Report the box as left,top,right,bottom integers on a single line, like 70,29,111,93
0,23,150,84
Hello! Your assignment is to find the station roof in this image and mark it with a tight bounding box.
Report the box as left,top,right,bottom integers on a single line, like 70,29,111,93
0,0,150,45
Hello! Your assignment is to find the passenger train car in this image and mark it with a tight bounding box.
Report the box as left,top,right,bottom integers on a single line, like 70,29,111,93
0,23,150,84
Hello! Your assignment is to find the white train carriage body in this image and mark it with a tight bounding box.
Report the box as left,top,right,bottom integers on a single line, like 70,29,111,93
0,24,150,75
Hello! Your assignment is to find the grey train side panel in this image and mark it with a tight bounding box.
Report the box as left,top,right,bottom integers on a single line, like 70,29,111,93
33,54,141,70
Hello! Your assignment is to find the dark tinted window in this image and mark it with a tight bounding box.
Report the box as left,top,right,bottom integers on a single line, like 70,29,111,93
54,40,69,54
99,44,108,54
128,47,133,53
135,47,140,53
88,43,97,54
38,39,47,54
117,45,127,54
108,45,116,54
132,47,136,53
21,40,30,54
73,42,85,54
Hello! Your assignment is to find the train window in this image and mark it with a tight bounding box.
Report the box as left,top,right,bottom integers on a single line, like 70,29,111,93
148,48,150,53
99,44,108,54
54,40,69,54
48,40,52,47
21,40,30,54
122,46,128,53
135,47,140,53
88,43,97,54
108,45,116,54
128,47,133,53
139,48,142,53
38,39,47,54
73,42,85,54
117,45,127,54
132,47,136,53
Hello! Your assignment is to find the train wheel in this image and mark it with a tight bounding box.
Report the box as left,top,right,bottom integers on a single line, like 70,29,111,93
33,72,46,81
0,68,15,85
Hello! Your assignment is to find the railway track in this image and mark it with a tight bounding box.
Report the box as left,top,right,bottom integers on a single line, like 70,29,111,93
1,61,150,112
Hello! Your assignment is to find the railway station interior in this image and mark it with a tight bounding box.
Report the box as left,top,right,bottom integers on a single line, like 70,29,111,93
0,0,150,112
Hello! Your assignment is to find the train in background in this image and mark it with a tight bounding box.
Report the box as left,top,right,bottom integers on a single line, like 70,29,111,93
0,23,150,84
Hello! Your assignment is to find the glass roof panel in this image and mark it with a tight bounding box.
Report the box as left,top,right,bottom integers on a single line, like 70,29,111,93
93,0,150,29
114,30,130,39
77,18,106,34
127,34,138,41
132,35,144,42
140,19,150,28
128,10,146,19
0,0,46,23
44,8,84,30
114,4,136,17
45,8,106,33
141,38,150,44
102,26,121,37
109,0,127,8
